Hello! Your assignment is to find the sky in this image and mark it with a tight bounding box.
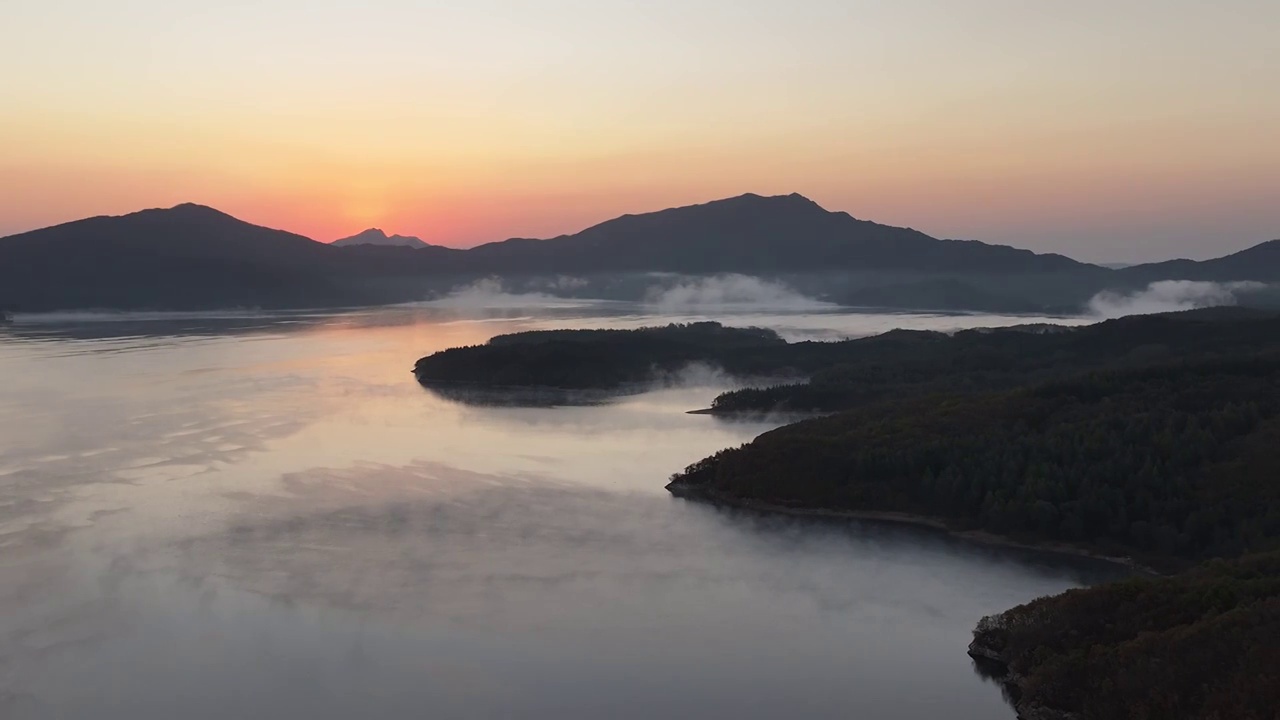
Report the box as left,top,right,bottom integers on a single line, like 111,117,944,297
1,1,1277,263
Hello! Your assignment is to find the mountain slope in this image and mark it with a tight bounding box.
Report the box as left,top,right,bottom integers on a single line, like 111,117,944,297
1,194,1118,311
1121,239,1280,282
0,204,359,310
461,193,1096,275
14,195,1273,312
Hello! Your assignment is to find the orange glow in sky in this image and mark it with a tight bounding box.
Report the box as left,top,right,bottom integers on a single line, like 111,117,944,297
1,1,1277,263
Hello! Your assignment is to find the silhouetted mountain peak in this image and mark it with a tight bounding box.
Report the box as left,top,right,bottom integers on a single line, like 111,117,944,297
333,228,428,248
19,194,1277,313
0,200,346,311
456,191,1099,278
702,192,823,211
170,202,219,212
159,203,240,222
0,201,325,255
343,228,389,241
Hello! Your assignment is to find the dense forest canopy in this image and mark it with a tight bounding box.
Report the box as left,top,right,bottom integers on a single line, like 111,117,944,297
970,551,1280,720
709,307,1280,413
414,322,794,390
670,355,1280,562
415,309,1280,410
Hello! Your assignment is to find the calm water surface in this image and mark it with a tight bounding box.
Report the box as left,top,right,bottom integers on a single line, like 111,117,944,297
0,303,1114,719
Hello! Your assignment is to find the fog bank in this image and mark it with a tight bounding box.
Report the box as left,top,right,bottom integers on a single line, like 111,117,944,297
644,274,833,312
1087,280,1267,319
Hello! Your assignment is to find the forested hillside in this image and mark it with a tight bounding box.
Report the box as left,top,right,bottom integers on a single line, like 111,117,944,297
969,551,1280,720
669,356,1280,561
709,308,1280,413
414,322,793,389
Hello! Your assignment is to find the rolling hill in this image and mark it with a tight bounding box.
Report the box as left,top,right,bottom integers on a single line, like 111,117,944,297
1121,239,1280,282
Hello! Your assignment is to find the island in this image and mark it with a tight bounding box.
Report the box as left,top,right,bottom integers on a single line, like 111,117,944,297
414,322,793,391
415,308,1280,413
413,306,1280,718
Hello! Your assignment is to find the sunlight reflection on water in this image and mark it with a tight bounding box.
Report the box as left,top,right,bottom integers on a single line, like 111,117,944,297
0,304,1109,719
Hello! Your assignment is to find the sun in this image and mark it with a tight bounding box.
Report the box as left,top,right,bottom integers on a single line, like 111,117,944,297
341,195,391,230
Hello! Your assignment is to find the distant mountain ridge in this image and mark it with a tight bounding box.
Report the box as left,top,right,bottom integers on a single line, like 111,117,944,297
0,194,1276,312
332,228,429,248
0,203,355,311
460,193,1093,275
1121,239,1280,282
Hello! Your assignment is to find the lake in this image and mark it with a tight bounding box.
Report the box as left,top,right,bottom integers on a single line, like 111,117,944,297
0,302,1119,719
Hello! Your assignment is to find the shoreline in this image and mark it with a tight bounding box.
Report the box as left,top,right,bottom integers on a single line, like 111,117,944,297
686,406,832,421
667,485,1165,576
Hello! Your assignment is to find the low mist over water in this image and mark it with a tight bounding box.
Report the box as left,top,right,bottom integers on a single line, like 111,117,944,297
0,303,1122,719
